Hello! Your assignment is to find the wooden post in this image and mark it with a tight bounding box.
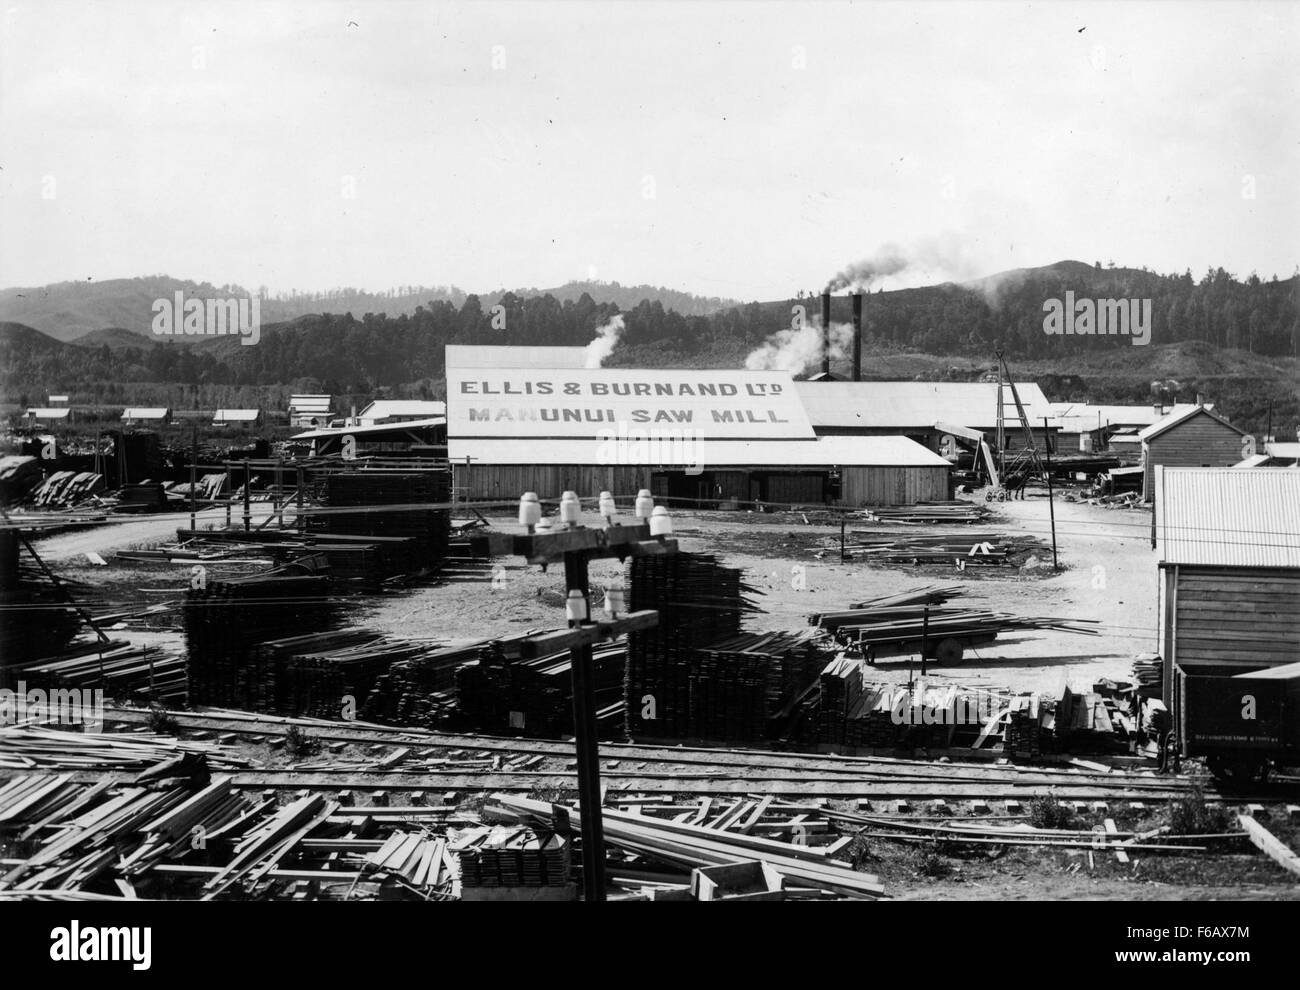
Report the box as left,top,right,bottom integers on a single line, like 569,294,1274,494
225,461,232,529
919,603,929,677
563,548,606,901
243,461,252,532
1042,417,1059,570
296,464,305,535
189,420,198,531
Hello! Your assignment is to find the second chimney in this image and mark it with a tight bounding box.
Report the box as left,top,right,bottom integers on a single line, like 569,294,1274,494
821,291,832,376
851,292,863,382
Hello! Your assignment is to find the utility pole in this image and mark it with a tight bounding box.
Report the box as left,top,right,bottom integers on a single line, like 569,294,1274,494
1042,417,1059,570
562,545,605,901
189,420,198,531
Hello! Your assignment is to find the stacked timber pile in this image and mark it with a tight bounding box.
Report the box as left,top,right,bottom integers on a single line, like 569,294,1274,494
1004,695,1043,758
184,574,337,708
115,482,167,513
278,635,440,719
455,640,626,738
451,826,571,888
686,631,825,743
19,639,187,707
317,470,451,573
625,552,764,740
1052,685,1137,753
1132,655,1163,698
0,531,84,681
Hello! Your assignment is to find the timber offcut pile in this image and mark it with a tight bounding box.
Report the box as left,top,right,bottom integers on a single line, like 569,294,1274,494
487,793,886,900
625,552,765,740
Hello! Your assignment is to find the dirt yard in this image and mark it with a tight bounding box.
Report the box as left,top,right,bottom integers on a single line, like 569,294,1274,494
361,491,1160,700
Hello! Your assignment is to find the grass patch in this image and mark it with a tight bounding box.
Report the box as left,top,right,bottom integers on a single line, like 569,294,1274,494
1028,794,1077,829
284,725,316,757
910,839,952,878
145,704,179,736
1168,786,1234,835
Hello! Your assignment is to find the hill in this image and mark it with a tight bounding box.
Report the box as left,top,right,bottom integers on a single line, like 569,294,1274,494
0,275,740,341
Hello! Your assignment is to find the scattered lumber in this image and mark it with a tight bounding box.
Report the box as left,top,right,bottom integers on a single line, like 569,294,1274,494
487,793,886,899
860,501,987,524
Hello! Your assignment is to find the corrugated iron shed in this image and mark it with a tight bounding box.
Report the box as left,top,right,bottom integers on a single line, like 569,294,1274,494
1155,466,1300,567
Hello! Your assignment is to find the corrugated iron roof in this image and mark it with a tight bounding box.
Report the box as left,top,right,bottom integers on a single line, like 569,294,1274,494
289,395,331,411
448,434,950,468
121,408,170,419
1050,403,1179,434
1138,404,1245,442
446,344,589,369
358,400,447,421
793,381,1054,430
26,408,71,419
1155,466,1300,567
213,409,261,423
292,416,445,440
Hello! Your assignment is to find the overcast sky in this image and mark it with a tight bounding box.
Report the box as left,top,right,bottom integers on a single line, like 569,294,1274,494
1,0,1296,299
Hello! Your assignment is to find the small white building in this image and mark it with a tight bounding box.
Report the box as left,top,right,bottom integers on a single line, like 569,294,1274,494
213,408,262,427
288,394,332,428
121,407,172,426
356,400,447,426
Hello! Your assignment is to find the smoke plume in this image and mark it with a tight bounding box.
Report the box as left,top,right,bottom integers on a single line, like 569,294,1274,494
826,236,983,293
583,314,625,368
745,320,854,374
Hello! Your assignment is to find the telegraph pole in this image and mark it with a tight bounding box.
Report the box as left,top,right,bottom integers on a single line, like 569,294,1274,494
1042,417,1059,570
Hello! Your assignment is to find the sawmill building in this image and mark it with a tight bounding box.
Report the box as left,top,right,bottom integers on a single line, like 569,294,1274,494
446,347,952,507
792,381,1057,458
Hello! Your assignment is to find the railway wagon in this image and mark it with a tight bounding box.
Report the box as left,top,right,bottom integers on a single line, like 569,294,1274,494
1174,660,1300,782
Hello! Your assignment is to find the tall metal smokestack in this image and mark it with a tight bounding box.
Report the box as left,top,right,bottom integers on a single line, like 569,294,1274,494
851,292,863,382
821,291,831,376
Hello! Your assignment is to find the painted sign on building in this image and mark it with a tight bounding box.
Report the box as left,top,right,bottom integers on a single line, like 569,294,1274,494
446,367,814,440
